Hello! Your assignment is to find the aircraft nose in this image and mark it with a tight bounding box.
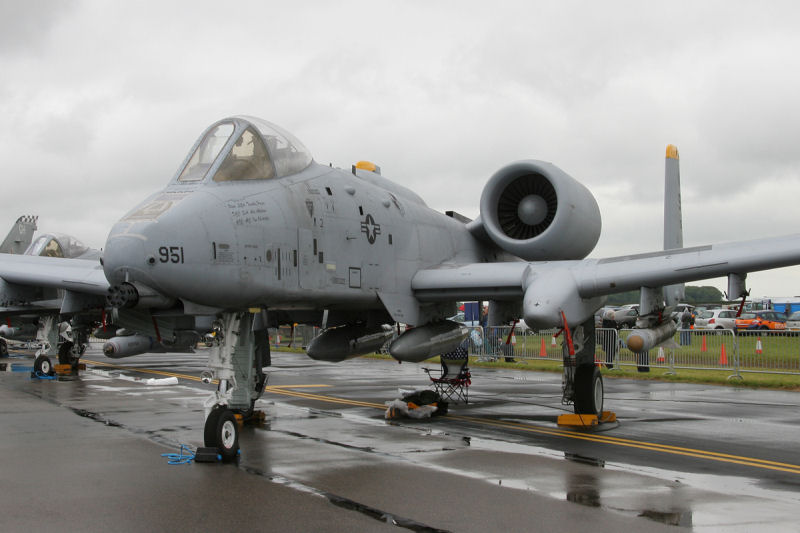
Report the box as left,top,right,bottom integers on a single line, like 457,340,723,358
103,220,153,286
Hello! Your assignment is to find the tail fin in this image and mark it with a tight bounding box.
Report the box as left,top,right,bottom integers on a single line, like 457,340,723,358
663,145,684,306
0,215,38,254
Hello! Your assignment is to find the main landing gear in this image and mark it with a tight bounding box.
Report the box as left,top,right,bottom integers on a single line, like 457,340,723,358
58,326,88,368
561,318,605,417
202,311,270,461
33,315,59,377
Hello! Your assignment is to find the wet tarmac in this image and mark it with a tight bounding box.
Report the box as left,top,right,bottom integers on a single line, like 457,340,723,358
2,345,800,532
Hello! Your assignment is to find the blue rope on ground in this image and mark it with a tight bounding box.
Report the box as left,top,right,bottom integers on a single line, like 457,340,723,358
161,444,196,465
31,371,56,380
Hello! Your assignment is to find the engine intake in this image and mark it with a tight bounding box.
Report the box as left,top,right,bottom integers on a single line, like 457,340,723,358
477,160,601,261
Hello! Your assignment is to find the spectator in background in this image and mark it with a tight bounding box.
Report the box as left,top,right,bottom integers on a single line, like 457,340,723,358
479,305,492,355
680,310,693,345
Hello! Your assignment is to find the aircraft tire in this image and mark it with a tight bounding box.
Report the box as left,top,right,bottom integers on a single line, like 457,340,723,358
0,339,7,357
58,341,75,365
204,406,239,462
34,354,52,375
573,365,603,416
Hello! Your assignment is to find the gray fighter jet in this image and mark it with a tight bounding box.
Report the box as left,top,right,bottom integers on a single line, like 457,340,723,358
1,116,798,460
0,218,102,362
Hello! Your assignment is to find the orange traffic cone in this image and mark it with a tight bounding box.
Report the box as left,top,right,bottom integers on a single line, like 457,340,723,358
551,335,557,347
756,337,763,355
701,335,707,353
511,334,517,346
719,344,728,365
539,337,547,357
657,347,665,363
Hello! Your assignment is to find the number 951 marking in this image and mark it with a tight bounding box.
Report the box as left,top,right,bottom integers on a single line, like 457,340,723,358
158,246,185,264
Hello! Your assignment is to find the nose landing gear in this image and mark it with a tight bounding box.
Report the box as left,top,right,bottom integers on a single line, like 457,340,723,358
202,311,270,462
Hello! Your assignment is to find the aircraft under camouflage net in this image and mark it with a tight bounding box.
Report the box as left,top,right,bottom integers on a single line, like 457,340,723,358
1,115,799,460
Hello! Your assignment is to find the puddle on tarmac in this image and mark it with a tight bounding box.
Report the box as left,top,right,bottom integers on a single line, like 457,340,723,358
263,400,800,530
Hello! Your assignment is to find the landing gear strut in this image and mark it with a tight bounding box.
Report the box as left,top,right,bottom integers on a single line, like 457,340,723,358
202,310,270,461
561,318,604,417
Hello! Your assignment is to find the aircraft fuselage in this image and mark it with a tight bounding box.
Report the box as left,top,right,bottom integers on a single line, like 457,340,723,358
103,161,489,322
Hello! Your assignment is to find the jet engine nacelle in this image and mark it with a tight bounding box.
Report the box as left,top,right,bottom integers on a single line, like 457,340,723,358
306,324,395,362
476,160,601,261
103,334,159,358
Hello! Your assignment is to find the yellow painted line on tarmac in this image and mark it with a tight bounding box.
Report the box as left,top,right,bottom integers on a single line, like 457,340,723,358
447,414,800,475
83,359,214,384
267,387,386,409
268,384,332,389
81,359,800,475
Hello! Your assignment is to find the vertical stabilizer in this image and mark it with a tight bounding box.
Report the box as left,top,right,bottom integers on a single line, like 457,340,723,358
663,145,684,306
0,215,38,254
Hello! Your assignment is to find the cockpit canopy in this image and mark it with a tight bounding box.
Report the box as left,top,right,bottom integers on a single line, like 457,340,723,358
25,234,90,258
176,116,313,183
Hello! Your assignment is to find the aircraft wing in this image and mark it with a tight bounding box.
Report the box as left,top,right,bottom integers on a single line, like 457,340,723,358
412,234,800,327
0,255,109,296
575,234,800,297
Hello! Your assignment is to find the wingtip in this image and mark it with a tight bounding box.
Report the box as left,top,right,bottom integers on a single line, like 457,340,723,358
666,144,679,160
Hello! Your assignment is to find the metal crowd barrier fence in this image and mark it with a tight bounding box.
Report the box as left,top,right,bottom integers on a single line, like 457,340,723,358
614,328,737,374
471,327,800,376
470,326,563,362
733,329,800,375
618,328,800,376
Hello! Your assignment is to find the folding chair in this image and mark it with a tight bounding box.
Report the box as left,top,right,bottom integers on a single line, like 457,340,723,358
423,344,471,404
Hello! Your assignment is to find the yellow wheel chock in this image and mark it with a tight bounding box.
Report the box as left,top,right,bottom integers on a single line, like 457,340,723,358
557,411,616,428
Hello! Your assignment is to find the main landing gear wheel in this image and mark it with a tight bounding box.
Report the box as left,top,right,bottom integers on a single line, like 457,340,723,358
0,339,7,358
58,341,82,366
34,354,53,375
204,406,239,462
573,365,603,416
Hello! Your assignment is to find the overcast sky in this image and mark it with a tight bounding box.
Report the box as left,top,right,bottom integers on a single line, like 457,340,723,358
1,0,799,298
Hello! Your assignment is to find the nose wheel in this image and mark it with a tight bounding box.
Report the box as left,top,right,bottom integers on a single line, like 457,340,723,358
34,354,53,376
204,406,239,462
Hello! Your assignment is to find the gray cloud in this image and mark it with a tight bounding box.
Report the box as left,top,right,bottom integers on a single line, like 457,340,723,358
0,0,76,55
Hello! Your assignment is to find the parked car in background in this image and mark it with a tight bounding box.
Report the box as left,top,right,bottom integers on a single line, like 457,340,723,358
735,310,787,332
694,309,738,330
786,311,800,332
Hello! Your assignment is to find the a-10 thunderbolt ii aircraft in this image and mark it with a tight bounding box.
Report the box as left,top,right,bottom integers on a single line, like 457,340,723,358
1,115,799,460
0,216,102,363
